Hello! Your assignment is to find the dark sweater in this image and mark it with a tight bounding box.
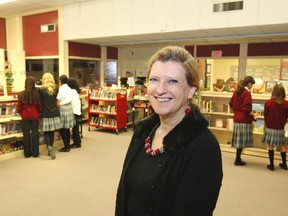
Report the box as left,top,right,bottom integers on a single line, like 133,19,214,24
264,99,288,129
115,108,223,216
229,89,254,123
38,87,60,118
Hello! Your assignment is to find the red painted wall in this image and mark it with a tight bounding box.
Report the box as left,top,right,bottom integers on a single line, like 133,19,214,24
248,42,288,56
196,44,240,57
184,46,195,56
107,46,118,60
68,42,101,58
23,11,58,56
0,18,6,49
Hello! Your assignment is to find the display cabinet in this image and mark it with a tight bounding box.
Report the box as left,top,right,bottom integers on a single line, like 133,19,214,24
88,88,127,134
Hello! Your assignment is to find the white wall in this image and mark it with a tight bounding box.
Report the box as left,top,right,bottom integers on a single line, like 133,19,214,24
63,0,288,41
118,45,178,77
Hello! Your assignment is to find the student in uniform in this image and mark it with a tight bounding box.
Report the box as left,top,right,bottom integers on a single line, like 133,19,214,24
57,75,75,152
67,78,82,148
262,84,288,171
17,76,41,158
38,72,62,159
229,76,257,166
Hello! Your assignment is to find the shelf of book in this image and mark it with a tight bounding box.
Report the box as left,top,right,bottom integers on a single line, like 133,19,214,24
200,90,274,157
88,88,127,134
0,97,23,157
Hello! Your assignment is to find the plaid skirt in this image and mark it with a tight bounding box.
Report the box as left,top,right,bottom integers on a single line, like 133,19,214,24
59,103,76,129
232,123,253,148
262,127,286,146
41,117,62,132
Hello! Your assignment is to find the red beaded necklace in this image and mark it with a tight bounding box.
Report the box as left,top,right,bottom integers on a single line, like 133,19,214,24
144,122,165,157
144,107,192,157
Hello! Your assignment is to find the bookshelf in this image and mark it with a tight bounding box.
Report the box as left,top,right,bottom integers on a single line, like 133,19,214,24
88,88,127,134
199,91,278,158
0,97,23,155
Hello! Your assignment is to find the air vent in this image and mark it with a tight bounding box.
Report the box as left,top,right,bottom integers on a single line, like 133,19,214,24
213,1,244,12
40,23,56,33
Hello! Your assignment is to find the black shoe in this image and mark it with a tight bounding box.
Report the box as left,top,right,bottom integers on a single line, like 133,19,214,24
58,147,70,152
267,164,274,171
279,163,288,170
70,144,81,148
234,160,246,166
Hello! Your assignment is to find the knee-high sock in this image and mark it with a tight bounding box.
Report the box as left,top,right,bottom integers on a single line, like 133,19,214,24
236,148,243,161
280,152,286,165
268,150,274,166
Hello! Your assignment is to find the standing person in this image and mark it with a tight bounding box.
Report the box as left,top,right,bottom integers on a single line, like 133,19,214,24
17,76,41,158
67,78,82,148
229,76,257,166
262,84,288,171
115,46,223,216
38,72,62,160
57,75,75,152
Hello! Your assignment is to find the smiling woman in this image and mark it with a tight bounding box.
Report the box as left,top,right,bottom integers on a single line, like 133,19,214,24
116,46,223,216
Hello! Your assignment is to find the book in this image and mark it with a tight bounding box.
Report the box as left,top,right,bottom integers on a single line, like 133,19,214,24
223,103,231,113
252,103,264,116
253,119,264,133
215,118,224,128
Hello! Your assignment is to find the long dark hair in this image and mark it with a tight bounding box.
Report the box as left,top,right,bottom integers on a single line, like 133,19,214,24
19,76,41,104
235,76,255,94
271,84,286,104
59,75,69,85
67,78,81,93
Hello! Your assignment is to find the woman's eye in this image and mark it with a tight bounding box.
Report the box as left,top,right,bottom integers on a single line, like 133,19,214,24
149,78,159,83
167,79,179,85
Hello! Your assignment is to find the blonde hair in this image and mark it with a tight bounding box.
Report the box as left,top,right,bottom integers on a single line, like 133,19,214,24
146,46,199,89
41,72,57,95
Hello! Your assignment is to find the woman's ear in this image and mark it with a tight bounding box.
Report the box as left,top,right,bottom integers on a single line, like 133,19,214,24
188,87,197,98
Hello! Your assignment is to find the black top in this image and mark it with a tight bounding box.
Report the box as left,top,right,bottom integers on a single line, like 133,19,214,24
38,87,60,118
116,106,223,216
126,144,166,216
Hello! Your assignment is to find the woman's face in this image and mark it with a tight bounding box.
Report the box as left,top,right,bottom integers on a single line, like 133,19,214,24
147,61,196,119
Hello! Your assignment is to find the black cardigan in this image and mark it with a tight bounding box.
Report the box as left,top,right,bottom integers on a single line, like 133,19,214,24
38,87,60,118
115,108,223,216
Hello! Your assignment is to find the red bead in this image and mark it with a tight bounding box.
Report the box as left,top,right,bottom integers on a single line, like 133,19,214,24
147,149,153,156
145,138,151,143
185,107,191,115
155,149,160,155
